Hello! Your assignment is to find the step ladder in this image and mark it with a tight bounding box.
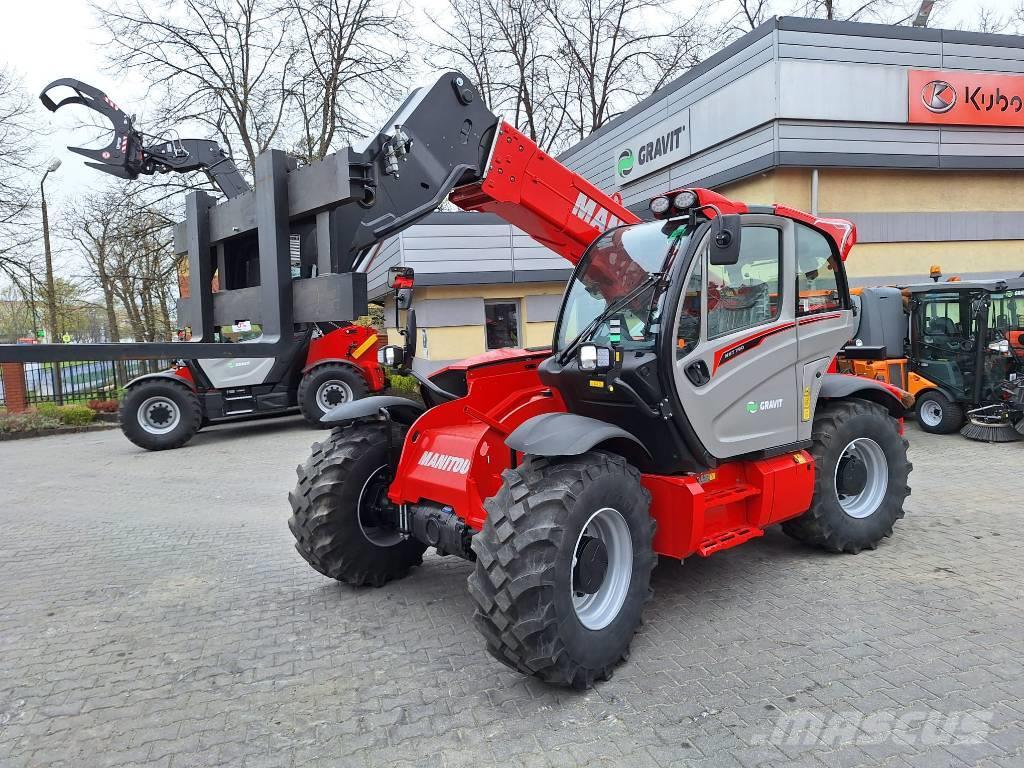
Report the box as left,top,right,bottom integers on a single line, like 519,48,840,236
223,387,256,416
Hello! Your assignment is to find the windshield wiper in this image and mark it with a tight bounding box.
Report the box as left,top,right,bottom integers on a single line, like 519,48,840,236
557,272,663,365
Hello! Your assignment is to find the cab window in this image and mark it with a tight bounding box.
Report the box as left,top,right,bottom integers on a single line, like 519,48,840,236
675,257,702,358
708,226,781,339
796,224,843,316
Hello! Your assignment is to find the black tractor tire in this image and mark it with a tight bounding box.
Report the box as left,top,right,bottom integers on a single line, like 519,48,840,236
468,452,656,689
783,399,911,554
915,390,964,434
297,364,369,427
119,379,202,451
288,423,425,586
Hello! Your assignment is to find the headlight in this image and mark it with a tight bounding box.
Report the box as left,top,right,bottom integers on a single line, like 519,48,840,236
673,190,697,211
649,196,671,217
579,344,598,371
377,345,404,367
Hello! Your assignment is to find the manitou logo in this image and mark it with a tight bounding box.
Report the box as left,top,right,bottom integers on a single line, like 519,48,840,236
570,192,624,231
418,451,470,475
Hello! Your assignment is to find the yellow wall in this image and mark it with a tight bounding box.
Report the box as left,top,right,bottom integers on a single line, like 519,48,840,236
385,282,564,362
817,168,1024,213
846,240,1024,281
716,168,812,210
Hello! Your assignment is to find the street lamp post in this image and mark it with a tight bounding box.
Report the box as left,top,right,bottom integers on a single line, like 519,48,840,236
41,158,63,404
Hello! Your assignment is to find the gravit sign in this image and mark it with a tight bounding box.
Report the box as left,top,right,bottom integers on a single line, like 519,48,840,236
612,111,690,183
909,69,1024,127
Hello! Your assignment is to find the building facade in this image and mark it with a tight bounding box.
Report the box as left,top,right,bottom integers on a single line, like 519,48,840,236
363,17,1024,370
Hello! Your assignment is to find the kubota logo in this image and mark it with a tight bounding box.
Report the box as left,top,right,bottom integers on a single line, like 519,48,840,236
418,450,470,475
617,149,634,178
570,192,624,231
921,80,956,113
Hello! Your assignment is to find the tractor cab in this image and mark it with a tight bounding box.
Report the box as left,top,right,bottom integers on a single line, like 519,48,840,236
538,188,856,473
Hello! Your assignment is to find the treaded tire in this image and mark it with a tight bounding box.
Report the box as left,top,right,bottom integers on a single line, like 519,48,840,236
468,452,656,689
783,399,912,554
915,390,964,434
288,423,425,586
119,379,201,451
297,364,369,428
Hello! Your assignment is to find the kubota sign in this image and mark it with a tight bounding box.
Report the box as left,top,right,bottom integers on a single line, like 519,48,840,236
909,69,1024,127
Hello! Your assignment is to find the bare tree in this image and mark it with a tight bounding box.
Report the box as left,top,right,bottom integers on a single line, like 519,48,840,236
546,0,710,142
285,0,411,163
94,0,295,178
0,67,39,288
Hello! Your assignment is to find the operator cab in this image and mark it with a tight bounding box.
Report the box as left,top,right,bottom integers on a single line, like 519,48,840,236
538,188,856,475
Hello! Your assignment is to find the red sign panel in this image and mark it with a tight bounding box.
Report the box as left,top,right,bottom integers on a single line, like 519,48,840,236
908,69,1024,127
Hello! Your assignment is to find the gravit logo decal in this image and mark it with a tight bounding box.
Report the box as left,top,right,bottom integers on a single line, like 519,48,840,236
921,80,956,113
747,399,784,414
570,192,625,231
617,149,634,178
418,451,470,475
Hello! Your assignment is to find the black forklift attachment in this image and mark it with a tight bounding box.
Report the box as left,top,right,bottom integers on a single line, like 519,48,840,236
3,73,499,363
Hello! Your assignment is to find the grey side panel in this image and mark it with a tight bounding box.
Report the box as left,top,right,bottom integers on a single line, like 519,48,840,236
505,413,649,457
818,374,907,417
197,357,276,388
824,211,1024,244
411,298,485,327
321,395,426,425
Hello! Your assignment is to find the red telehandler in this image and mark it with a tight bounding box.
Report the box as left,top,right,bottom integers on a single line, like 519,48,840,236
7,72,914,688
287,102,914,687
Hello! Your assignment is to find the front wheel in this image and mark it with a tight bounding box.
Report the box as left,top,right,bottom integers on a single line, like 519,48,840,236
468,452,656,689
916,390,963,434
119,379,202,451
288,423,425,586
783,400,911,554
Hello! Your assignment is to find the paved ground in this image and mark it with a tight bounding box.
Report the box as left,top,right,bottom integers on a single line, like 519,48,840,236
1,416,1022,768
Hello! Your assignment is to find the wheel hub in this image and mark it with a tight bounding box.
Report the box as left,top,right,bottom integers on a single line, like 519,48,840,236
148,403,173,426
137,395,182,436
316,380,353,412
357,465,403,547
573,536,609,595
836,455,868,496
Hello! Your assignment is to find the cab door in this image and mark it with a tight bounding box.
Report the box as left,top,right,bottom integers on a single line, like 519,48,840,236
671,215,800,459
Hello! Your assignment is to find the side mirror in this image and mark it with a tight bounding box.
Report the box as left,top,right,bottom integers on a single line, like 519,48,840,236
389,265,414,290
709,214,741,266
377,345,406,368
396,287,413,310
578,343,614,373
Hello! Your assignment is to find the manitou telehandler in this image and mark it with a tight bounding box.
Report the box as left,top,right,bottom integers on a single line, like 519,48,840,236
34,79,387,450
5,72,914,688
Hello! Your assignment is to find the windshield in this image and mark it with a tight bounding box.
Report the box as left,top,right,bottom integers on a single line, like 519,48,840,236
555,221,690,351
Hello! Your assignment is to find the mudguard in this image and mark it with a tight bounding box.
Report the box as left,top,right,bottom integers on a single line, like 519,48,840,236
506,412,650,458
819,373,911,418
125,370,195,391
321,395,425,425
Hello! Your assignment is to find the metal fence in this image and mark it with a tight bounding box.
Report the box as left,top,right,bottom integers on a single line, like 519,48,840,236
0,359,174,407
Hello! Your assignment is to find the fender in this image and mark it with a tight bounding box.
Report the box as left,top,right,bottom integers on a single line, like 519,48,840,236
301,357,365,376
321,395,425,425
506,412,651,460
819,373,913,418
124,369,196,392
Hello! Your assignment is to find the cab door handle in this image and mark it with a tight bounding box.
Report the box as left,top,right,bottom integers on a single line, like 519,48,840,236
685,360,710,386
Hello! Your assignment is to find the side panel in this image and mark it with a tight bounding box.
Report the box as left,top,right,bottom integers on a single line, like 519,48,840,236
197,357,276,388
305,324,384,391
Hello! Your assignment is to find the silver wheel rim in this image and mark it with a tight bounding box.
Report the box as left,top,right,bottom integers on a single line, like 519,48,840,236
138,396,181,436
316,380,354,413
920,399,943,427
357,465,402,547
835,438,888,519
571,507,633,631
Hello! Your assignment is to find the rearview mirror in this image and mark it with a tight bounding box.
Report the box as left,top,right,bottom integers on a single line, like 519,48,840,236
377,345,406,368
709,214,741,266
389,265,414,290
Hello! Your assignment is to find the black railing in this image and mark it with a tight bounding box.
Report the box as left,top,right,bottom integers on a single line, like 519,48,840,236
1,359,175,406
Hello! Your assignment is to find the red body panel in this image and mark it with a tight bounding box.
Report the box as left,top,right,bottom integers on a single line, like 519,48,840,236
387,351,565,531
305,325,385,391
171,363,195,388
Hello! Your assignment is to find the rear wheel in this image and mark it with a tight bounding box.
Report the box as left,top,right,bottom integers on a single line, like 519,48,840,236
297,365,369,427
783,400,911,553
916,390,963,434
119,379,201,451
468,452,655,689
288,423,425,586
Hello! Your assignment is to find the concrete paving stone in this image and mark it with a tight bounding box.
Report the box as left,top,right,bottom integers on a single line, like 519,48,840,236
1,421,1022,768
